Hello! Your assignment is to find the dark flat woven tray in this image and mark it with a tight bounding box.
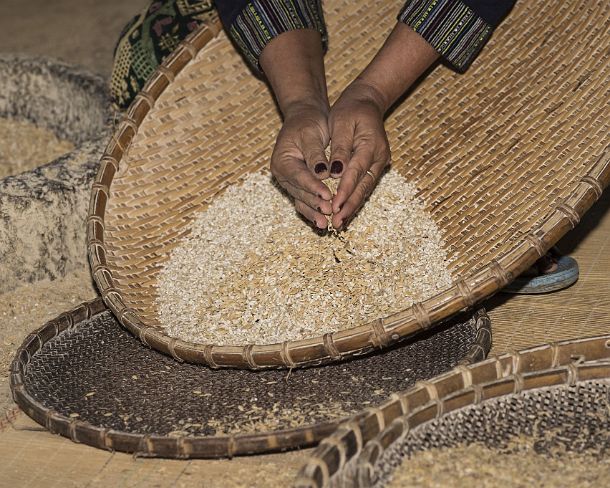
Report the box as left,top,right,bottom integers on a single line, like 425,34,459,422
10,299,490,458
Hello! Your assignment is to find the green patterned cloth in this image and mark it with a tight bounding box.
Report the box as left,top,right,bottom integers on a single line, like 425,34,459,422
110,0,216,110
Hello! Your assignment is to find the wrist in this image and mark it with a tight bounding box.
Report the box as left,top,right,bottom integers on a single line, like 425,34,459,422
283,97,329,120
260,29,329,118
346,78,391,115
350,23,439,112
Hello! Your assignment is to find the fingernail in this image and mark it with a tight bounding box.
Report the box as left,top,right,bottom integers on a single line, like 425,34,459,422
330,160,343,174
314,162,327,174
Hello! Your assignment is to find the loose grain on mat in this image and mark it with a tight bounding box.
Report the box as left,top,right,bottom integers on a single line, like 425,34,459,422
156,170,452,345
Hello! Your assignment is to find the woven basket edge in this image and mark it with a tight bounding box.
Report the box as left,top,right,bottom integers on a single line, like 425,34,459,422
8,299,492,459
293,333,610,487
86,15,610,369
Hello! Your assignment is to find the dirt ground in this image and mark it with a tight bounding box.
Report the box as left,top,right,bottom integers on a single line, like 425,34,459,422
0,1,608,487
0,0,149,77
0,270,97,415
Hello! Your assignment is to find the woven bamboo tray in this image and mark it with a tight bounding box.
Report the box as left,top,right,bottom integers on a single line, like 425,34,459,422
9,299,490,458
295,335,610,487
88,0,610,368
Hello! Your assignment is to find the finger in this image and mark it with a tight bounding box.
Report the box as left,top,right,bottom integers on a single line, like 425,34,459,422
332,159,387,229
300,131,330,180
289,162,333,201
332,144,375,213
329,120,353,178
295,199,327,229
283,181,333,215
274,154,333,201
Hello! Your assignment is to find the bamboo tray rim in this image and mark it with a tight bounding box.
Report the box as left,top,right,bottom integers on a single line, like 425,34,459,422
87,19,610,369
9,298,491,459
294,334,610,487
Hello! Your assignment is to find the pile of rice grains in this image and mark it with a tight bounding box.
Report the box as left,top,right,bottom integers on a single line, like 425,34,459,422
156,169,451,345
0,117,73,178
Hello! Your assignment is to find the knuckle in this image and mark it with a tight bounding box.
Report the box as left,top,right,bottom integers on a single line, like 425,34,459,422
270,154,280,171
292,188,305,201
294,200,307,214
359,181,372,199
296,172,312,189
353,165,366,181
331,145,350,158
361,174,376,197
302,193,317,208
305,151,325,165
272,171,289,188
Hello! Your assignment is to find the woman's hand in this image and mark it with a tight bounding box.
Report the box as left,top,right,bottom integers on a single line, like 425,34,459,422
270,101,333,229
259,23,438,230
327,23,440,229
328,80,391,229
260,29,333,228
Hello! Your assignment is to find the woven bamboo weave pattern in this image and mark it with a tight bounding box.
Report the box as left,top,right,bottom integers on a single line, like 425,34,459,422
370,383,610,487
295,335,610,487
489,190,610,354
88,0,610,367
10,300,490,458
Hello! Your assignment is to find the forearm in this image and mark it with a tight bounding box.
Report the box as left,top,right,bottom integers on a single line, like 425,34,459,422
260,29,329,116
354,22,439,114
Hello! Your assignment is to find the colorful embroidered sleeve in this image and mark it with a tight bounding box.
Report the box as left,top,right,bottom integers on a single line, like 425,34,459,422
215,0,327,71
399,0,515,72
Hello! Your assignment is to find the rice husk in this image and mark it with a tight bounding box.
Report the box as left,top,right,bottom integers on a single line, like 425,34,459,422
384,438,610,488
322,176,340,232
156,169,451,345
205,401,350,437
0,117,74,178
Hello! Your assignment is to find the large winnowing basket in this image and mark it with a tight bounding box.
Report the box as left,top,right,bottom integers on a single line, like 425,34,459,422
88,0,610,368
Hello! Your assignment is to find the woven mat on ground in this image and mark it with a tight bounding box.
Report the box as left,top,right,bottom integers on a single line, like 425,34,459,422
88,0,610,368
489,191,610,354
10,302,489,458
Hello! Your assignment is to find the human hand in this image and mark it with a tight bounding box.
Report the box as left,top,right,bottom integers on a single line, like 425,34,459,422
324,22,439,229
270,101,334,229
328,80,391,229
259,29,334,229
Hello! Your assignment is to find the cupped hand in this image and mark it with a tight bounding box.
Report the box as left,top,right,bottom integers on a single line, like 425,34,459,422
270,102,334,229
328,80,391,229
